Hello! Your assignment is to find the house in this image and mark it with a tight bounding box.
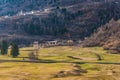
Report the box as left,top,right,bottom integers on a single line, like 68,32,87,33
33,41,39,50
43,40,58,47
40,39,74,47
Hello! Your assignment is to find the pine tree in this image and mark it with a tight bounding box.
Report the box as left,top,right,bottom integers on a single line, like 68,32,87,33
10,42,19,57
1,40,8,55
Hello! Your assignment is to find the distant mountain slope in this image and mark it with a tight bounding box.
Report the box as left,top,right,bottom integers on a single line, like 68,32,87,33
0,0,85,16
0,0,53,16
0,0,120,44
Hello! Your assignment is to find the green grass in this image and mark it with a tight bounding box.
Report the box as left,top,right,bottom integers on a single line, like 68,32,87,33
0,46,120,62
0,62,119,80
38,46,120,62
0,46,119,80
0,62,74,80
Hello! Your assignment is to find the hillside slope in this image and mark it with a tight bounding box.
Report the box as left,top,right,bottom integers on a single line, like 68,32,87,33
83,19,120,53
0,0,120,44
0,0,85,16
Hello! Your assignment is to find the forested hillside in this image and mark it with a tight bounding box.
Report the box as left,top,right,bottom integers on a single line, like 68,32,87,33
0,0,57,16
0,0,85,16
0,0,120,45
83,19,120,53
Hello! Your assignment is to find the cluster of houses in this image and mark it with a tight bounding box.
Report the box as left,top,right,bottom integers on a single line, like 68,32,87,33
0,7,53,21
33,39,83,48
17,7,53,16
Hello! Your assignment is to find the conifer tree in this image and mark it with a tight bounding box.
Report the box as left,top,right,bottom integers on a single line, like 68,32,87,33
1,40,8,55
10,42,19,57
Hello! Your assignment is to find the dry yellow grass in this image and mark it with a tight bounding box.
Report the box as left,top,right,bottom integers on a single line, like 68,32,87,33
0,62,119,80
0,46,119,80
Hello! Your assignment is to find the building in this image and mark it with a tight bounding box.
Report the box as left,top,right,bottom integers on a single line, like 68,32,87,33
40,39,74,47
33,41,39,59
33,41,39,50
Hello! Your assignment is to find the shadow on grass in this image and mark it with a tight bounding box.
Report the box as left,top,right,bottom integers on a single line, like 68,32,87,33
0,66,13,68
0,58,120,65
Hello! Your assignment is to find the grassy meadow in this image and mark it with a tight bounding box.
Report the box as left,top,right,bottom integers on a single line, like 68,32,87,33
0,46,120,80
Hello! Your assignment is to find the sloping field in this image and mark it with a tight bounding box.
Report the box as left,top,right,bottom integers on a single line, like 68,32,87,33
0,46,119,80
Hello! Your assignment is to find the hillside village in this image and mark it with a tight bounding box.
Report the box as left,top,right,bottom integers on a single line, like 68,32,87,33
0,8,52,21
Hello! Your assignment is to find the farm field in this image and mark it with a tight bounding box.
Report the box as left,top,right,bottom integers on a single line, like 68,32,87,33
0,46,120,80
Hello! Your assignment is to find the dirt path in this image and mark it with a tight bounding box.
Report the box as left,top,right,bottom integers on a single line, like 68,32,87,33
67,56,97,60
0,59,120,65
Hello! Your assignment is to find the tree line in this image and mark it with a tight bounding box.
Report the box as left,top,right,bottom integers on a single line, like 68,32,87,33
0,40,19,57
